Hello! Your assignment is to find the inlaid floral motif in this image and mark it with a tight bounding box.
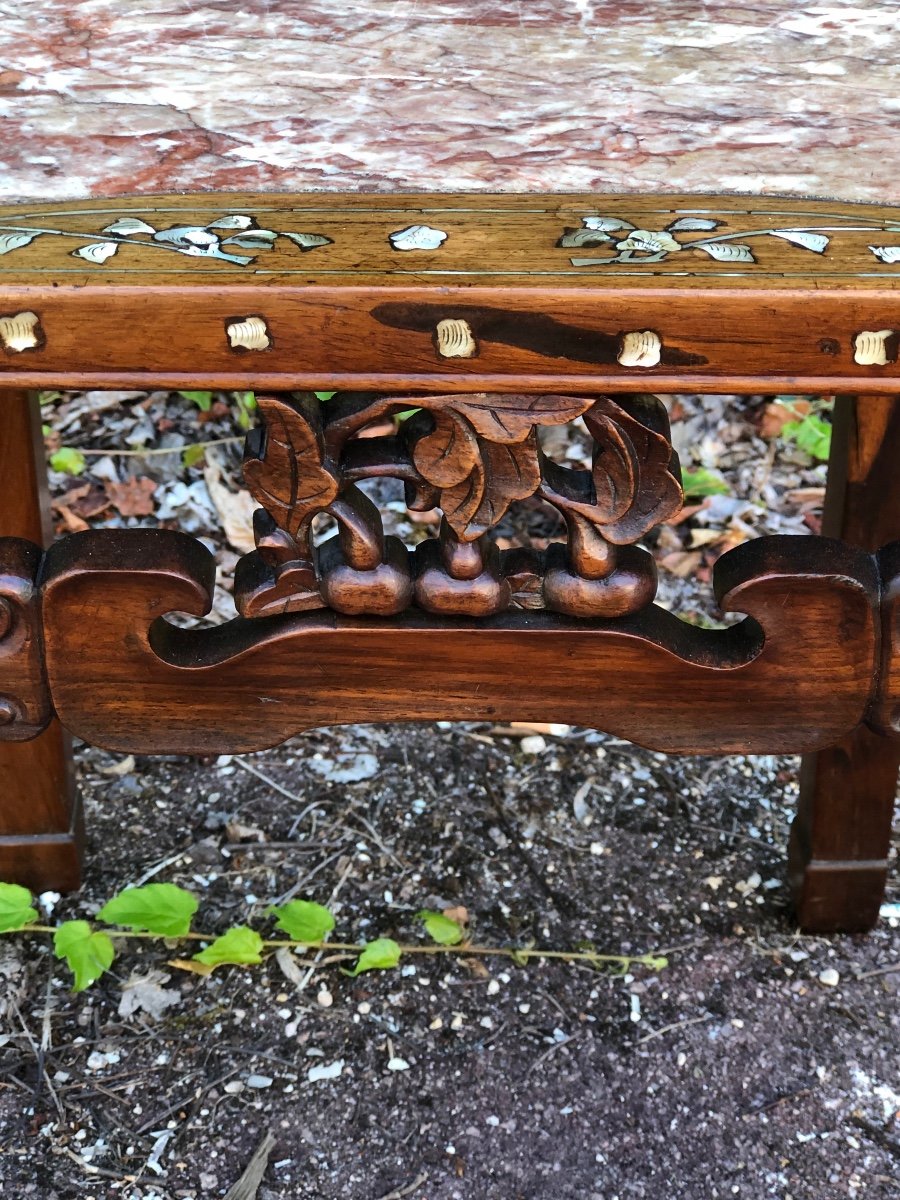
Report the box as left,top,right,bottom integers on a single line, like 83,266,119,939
561,214,900,267
0,214,332,266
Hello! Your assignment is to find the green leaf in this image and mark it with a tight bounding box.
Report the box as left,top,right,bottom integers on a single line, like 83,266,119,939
178,390,213,412
349,937,401,976
641,955,669,971
0,883,38,932
234,390,258,431
182,443,207,469
98,883,198,937
267,900,335,944
783,415,831,462
313,391,336,402
193,925,264,969
416,910,464,946
49,446,86,476
54,921,115,992
394,408,420,423
680,467,730,500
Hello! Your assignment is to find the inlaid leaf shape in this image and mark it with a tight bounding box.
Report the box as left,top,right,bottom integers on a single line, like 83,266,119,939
242,396,339,539
0,232,39,254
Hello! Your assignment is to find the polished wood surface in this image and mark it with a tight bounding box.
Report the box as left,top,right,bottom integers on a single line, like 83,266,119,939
790,396,900,931
0,194,900,392
0,391,81,891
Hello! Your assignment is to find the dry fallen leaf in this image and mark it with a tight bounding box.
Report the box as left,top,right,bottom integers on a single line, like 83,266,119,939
106,476,158,517
118,969,182,1019
204,455,257,553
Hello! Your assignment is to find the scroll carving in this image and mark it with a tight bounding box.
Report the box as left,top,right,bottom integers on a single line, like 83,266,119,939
0,538,52,740
235,391,683,620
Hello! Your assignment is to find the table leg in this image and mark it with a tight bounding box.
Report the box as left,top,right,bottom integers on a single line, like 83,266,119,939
790,396,900,931
0,389,82,891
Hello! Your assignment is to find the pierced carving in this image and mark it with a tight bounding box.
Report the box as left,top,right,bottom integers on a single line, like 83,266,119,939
0,310,42,353
235,391,683,620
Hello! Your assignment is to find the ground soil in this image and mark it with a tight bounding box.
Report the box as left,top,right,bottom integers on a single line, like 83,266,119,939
0,395,897,1200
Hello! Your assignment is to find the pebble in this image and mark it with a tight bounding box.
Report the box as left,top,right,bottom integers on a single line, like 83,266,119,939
246,1074,273,1089
223,1081,243,1094
519,735,547,754
316,989,334,1008
818,967,840,988
387,1057,410,1071
308,1059,344,1082
487,980,500,996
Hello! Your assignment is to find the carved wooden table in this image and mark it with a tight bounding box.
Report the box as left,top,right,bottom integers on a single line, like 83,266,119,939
1,193,898,933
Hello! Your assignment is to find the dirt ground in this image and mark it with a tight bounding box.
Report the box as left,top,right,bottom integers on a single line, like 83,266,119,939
1,395,898,1200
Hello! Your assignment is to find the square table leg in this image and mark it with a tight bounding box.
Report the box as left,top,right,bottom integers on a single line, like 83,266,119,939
790,396,900,931
0,389,82,891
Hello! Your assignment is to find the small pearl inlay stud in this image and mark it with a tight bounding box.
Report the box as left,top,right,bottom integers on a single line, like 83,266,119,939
436,318,477,359
853,329,896,366
618,330,661,368
226,315,271,351
0,311,42,353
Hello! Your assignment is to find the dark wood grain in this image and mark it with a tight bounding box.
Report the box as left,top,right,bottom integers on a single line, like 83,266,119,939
0,194,900,392
36,529,879,758
0,390,81,891
791,396,900,931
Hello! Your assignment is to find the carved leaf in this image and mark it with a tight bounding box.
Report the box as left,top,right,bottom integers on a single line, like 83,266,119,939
445,393,593,444
412,410,479,487
695,242,755,263
441,434,541,541
0,231,39,254
242,396,339,539
584,399,682,544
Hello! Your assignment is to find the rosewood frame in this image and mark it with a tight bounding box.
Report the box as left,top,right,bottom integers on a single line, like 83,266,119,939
1,193,899,932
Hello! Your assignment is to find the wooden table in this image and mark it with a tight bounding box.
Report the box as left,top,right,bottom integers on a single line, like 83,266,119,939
0,192,898,931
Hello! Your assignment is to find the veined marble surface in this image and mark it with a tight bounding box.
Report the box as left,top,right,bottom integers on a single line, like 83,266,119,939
0,2,897,203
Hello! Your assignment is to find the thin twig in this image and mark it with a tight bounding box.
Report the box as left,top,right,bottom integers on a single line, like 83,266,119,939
76,436,243,458
635,1013,713,1045
376,1173,429,1200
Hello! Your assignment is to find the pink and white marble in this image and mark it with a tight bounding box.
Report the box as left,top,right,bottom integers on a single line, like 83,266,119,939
0,2,897,203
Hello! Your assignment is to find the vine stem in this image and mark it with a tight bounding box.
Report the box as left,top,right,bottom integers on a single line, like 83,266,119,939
72,436,244,458
19,926,662,968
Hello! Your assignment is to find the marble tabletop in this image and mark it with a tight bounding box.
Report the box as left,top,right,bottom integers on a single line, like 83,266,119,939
0,1,898,205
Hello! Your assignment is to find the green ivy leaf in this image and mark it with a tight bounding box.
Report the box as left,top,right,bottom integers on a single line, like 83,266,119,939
783,415,832,462
314,391,336,402
267,900,335,944
49,446,86,476
0,883,38,933
54,921,115,992
416,910,464,946
98,883,198,937
349,937,402,976
178,390,213,412
193,926,264,970
182,443,207,469
680,467,730,500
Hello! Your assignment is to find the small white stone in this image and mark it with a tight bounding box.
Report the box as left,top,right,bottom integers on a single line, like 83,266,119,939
429,1016,443,1030
246,1074,273,1089
308,1059,344,1083
450,1013,465,1030
387,1057,410,1072
316,989,334,1008
487,980,500,996
223,1081,244,1094
818,967,840,988
520,735,547,754
486,1115,500,1127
